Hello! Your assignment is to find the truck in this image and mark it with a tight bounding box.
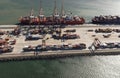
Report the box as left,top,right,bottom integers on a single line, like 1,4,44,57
25,35,42,40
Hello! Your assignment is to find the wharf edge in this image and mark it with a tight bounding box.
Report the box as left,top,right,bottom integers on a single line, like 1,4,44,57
0,49,120,62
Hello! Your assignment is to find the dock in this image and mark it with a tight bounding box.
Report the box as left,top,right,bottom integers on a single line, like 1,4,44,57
0,24,120,61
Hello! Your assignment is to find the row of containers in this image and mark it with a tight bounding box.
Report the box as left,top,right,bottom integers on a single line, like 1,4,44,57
23,42,120,52
0,27,20,53
95,42,120,49
0,39,15,53
23,43,86,52
25,31,80,41
95,28,120,33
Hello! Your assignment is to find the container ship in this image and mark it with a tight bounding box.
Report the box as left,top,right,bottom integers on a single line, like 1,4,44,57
92,15,120,24
19,0,85,25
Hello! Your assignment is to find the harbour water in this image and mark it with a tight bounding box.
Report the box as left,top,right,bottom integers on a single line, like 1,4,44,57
1,0,120,24
0,0,120,78
0,56,120,78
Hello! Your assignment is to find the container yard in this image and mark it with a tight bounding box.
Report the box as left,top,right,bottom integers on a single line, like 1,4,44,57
0,24,120,61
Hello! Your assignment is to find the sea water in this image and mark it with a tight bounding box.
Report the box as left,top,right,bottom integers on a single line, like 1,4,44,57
0,56,120,78
1,0,120,24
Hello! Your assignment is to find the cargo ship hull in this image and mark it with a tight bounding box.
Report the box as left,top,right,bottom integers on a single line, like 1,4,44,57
92,15,120,24
19,0,85,25
19,17,85,25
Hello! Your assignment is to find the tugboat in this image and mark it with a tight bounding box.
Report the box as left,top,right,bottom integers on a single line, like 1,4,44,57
92,15,120,24
19,0,85,25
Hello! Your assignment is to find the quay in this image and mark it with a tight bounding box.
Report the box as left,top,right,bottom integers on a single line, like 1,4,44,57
0,49,120,62
0,24,120,61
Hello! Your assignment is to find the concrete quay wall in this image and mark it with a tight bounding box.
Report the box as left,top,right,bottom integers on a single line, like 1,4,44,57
0,49,120,62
